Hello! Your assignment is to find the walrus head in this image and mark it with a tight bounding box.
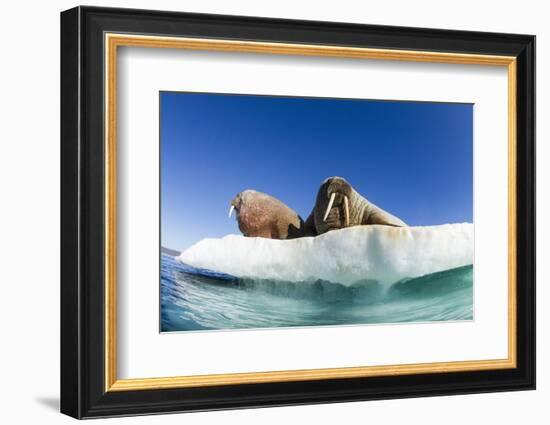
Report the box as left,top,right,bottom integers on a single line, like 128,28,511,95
228,190,308,239
313,176,352,233
228,192,245,219
228,190,262,236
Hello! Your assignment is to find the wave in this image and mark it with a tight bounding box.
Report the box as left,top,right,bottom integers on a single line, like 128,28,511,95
177,223,473,286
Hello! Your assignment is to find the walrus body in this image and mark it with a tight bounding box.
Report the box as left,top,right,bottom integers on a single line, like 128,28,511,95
309,177,406,235
229,190,316,239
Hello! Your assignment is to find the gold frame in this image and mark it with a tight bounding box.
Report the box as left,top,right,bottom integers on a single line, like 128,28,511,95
104,33,517,392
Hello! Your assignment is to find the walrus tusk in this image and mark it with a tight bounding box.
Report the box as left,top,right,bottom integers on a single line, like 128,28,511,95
344,195,350,227
323,193,336,222
228,205,235,218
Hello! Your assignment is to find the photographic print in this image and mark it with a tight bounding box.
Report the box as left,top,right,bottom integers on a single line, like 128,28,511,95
160,92,474,332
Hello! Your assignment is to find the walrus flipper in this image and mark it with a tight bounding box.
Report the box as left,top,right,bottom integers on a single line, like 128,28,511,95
301,212,318,236
287,212,318,238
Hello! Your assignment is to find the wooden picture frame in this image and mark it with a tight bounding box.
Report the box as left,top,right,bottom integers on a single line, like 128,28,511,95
61,6,535,419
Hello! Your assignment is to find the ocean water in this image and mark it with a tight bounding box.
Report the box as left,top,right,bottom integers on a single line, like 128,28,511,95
160,253,473,332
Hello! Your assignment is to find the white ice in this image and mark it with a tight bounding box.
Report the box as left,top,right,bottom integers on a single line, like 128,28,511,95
177,223,474,286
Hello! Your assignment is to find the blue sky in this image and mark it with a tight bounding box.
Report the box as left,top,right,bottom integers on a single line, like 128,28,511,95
161,92,473,251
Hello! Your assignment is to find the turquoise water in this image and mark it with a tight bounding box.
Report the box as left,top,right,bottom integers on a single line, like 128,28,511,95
160,253,473,332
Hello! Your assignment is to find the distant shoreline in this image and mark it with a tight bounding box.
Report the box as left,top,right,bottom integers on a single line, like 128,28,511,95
161,246,180,257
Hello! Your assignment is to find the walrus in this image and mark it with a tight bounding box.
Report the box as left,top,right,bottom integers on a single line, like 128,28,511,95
308,176,406,235
229,190,317,239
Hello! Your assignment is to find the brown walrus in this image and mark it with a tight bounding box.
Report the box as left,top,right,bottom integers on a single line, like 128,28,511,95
308,176,406,235
229,190,316,239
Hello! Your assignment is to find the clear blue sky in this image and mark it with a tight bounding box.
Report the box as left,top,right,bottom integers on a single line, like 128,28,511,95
161,92,472,251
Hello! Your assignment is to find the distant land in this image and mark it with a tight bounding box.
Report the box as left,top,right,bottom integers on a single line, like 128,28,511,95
161,246,180,257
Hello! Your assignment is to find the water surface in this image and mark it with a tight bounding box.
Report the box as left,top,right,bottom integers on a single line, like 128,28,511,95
160,253,473,332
